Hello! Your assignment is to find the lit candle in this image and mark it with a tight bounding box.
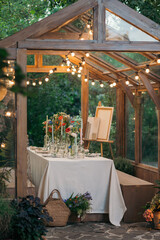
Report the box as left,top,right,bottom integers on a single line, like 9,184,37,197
46,115,48,145
75,134,77,158
80,118,83,145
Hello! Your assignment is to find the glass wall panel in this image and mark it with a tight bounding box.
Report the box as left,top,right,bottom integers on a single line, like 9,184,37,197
126,98,135,160
141,92,158,167
105,10,157,41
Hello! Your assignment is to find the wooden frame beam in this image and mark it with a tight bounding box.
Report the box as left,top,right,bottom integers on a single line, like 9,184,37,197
118,80,135,107
18,40,160,52
103,0,160,40
139,73,160,109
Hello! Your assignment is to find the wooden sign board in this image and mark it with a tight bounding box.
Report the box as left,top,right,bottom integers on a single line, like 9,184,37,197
95,106,114,140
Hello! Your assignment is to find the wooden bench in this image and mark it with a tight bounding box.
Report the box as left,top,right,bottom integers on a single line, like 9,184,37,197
117,170,155,223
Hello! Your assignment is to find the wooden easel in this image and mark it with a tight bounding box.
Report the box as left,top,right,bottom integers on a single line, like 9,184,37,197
84,102,114,159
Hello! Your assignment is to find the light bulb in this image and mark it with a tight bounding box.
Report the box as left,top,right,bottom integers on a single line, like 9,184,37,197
84,75,88,82
145,65,150,73
71,52,75,57
5,111,11,117
100,81,104,88
8,61,10,64
157,54,160,64
10,68,14,72
110,83,113,88
81,57,85,65
73,68,76,72
91,80,95,86
135,72,139,80
89,27,93,35
78,69,81,73
49,69,53,74
39,81,42,85
45,77,49,82
10,81,15,86
80,38,84,40
113,82,116,87
125,80,129,85
67,68,70,72
86,53,90,57
72,72,75,75
1,143,5,148
26,81,30,85
78,74,81,78
32,82,36,86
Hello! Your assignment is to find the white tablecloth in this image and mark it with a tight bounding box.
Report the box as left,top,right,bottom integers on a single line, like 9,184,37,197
27,148,126,226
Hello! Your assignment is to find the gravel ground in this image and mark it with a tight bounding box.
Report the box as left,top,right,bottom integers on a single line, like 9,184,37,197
46,222,160,240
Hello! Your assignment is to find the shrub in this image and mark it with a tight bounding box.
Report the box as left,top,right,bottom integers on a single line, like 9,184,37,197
114,156,135,176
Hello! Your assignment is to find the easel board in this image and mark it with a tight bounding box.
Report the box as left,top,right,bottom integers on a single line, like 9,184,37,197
95,106,114,140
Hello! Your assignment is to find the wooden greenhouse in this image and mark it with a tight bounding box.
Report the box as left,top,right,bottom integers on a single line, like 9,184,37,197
0,0,160,198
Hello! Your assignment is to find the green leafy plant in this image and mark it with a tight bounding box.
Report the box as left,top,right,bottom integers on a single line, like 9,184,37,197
64,192,92,218
143,192,160,223
10,195,53,240
0,197,16,239
114,156,135,176
0,167,11,197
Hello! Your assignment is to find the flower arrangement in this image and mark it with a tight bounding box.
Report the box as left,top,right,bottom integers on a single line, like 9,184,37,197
143,192,160,223
64,192,92,218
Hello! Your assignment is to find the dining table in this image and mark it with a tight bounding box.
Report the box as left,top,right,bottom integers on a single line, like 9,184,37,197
27,147,126,226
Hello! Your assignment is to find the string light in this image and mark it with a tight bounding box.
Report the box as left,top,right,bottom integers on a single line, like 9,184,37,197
87,20,91,29
157,54,160,64
78,74,81,78
81,57,86,65
66,59,70,66
26,81,30,85
89,26,93,35
72,71,75,75
39,80,42,85
145,65,150,73
10,80,15,86
8,61,10,64
100,81,104,88
84,75,88,82
91,80,95,86
45,77,49,82
61,60,66,66
79,63,83,71
110,83,113,88
113,82,116,87
1,143,5,148
135,72,139,80
5,111,12,117
86,53,90,57
32,82,36,86
67,68,70,72
49,69,53,74
125,80,129,85
71,52,75,57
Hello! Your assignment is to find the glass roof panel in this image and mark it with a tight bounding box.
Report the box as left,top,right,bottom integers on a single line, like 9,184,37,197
105,10,157,42
48,10,93,40
121,52,150,63
150,66,160,76
92,52,127,69
43,55,63,66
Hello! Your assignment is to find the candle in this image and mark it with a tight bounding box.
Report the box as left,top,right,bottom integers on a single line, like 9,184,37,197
80,118,83,145
45,115,48,147
75,134,77,158
52,124,54,143
61,118,63,136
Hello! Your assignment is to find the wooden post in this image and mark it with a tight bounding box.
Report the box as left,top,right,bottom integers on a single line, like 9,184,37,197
81,66,89,142
116,87,125,157
16,49,27,197
158,110,160,175
135,93,142,165
93,0,105,42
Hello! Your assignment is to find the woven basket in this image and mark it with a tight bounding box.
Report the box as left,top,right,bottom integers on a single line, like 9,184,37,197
44,189,71,227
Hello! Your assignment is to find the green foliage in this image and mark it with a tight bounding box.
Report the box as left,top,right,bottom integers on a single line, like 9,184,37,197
0,197,16,240
10,195,53,240
114,156,135,176
64,192,92,217
0,168,11,196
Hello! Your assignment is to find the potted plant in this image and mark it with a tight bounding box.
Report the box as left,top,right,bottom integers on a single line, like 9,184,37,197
143,192,160,229
9,195,53,240
64,192,92,222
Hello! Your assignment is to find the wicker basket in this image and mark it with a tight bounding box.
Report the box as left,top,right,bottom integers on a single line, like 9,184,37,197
44,189,71,227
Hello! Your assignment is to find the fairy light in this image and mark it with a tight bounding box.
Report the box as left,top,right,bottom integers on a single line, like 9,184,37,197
45,77,49,82
8,60,10,64
157,54,160,64
10,80,15,86
1,143,5,148
89,26,93,35
79,63,83,71
78,74,81,78
49,69,53,74
39,80,42,85
113,82,116,87
86,53,90,57
84,75,88,82
87,20,91,29
110,83,113,88
135,72,139,80
91,80,95,86
61,60,66,66
72,71,75,75
100,81,104,88
81,57,85,65
126,80,129,85
145,65,150,73
32,82,36,86
71,52,75,57
26,81,30,85
10,68,14,72
67,68,70,72
5,111,12,117
80,38,84,40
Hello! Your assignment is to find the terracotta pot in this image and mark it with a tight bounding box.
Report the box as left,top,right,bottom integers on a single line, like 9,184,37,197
154,211,160,229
